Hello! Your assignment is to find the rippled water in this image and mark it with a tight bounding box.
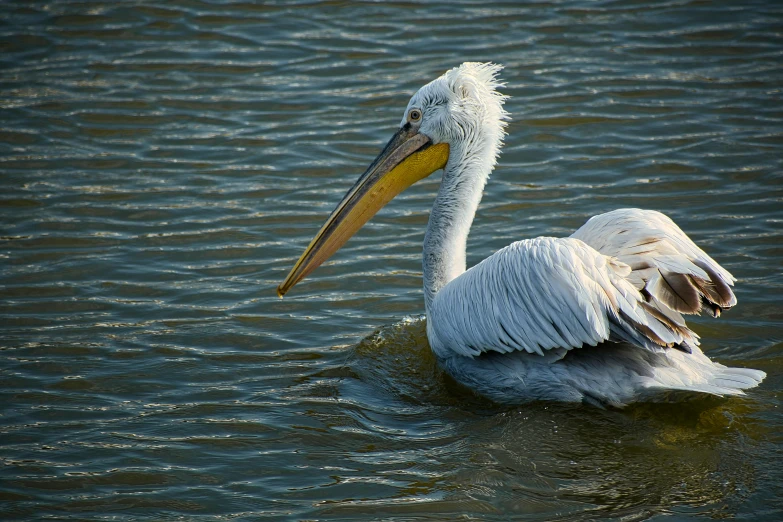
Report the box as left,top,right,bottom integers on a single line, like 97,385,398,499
1,1,782,520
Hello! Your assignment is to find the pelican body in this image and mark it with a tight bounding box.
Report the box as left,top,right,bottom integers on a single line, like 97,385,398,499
278,63,765,407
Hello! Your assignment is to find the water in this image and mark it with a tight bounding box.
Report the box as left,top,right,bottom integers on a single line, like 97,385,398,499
1,0,782,519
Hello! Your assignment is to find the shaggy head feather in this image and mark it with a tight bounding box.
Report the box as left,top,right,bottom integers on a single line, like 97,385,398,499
402,62,509,177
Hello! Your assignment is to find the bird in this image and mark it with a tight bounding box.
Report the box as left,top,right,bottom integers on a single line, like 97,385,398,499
277,62,765,407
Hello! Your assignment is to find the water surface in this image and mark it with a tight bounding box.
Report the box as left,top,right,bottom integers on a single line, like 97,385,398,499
1,1,782,520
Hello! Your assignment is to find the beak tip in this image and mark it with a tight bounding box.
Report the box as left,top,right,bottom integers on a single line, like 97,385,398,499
276,285,286,298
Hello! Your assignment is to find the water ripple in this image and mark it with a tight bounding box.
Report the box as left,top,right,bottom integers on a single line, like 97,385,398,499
1,0,782,520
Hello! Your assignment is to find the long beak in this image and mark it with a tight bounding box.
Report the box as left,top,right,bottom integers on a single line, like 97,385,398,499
277,124,450,297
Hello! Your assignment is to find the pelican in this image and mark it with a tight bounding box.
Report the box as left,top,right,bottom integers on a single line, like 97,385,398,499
278,63,765,406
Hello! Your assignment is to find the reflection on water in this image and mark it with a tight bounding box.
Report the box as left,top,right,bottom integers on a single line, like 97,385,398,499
1,0,782,520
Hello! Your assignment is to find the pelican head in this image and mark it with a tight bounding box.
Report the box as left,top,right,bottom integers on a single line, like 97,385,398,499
277,62,508,297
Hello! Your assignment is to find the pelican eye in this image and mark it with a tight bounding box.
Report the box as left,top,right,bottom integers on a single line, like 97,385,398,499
408,109,422,122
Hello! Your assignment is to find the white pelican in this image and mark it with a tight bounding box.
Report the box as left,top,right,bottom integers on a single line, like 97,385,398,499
278,62,765,406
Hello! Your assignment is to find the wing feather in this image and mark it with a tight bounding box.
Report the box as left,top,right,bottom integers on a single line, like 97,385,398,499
427,236,696,360
428,210,731,360
571,209,736,318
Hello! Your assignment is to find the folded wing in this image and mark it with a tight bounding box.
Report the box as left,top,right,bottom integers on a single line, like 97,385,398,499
571,208,736,320
427,234,701,360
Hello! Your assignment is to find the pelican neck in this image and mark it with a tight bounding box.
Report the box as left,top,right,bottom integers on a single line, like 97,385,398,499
422,149,493,312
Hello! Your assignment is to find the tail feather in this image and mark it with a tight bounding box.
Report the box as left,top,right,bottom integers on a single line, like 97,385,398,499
643,356,765,399
710,366,766,390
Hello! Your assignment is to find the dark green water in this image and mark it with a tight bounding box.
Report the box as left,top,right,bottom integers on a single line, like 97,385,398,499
1,1,782,520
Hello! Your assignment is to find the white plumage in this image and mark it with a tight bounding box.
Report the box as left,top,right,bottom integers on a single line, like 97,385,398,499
428,213,763,406
280,62,766,406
